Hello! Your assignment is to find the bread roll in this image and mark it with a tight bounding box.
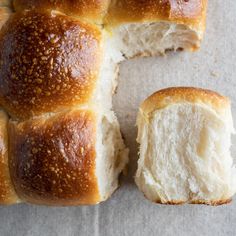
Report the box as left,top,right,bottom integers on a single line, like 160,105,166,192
136,87,236,205
106,0,208,59
9,109,127,205
0,10,102,119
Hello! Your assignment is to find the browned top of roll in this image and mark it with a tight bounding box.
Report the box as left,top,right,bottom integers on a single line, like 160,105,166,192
0,10,102,120
141,87,230,116
13,0,111,23
9,109,100,206
107,0,207,27
0,110,19,204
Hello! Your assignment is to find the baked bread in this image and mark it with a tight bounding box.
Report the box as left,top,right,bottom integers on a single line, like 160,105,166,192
0,1,207,205
9,109,127,205
106,0,208,59
136,87,236,205
13,0,110,23
0,8,128,205
0,10,103,119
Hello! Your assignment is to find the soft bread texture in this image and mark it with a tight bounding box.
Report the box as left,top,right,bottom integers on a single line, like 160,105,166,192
0,1,207,205
105,0,207,58
108,22,201,59
0,110,19,204
96,111,129,201
136,87,236,205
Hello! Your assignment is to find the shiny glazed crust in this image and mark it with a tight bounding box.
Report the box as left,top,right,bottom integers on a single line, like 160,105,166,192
9,109,101,205
140,87,230,116
13,0,207,30
13,0,111,23
0,10,102,120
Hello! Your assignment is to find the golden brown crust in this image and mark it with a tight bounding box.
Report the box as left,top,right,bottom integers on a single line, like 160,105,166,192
155,200,185,205
0,110,19,204
0,10,102,120
141,87,230,116
106,0,207,28
9,109,101,205
155,199,232,206
13,0,111,23
190,199,232,206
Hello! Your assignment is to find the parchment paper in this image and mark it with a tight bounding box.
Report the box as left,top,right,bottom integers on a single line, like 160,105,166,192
0,1,236,235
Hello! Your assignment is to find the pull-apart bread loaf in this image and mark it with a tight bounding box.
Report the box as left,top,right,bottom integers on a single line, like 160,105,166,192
136,88,236,205
0,6,128,205
0,1,207,205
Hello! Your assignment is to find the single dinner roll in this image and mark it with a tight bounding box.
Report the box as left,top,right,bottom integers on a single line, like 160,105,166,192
0,10,102,119
9,108,128,206
136,87,236,205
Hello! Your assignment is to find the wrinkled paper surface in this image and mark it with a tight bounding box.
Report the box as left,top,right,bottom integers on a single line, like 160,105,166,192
0,1,236,235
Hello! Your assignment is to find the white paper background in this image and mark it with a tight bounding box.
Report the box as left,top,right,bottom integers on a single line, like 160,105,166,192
0,1,236,235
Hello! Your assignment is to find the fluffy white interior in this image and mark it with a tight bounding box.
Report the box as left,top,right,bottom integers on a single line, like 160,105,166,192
96,111,129,201
110,22,201,59
94,21,203,201
93,30,129,201
94,31,124,110
95,21,201,107
136,103,236,203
